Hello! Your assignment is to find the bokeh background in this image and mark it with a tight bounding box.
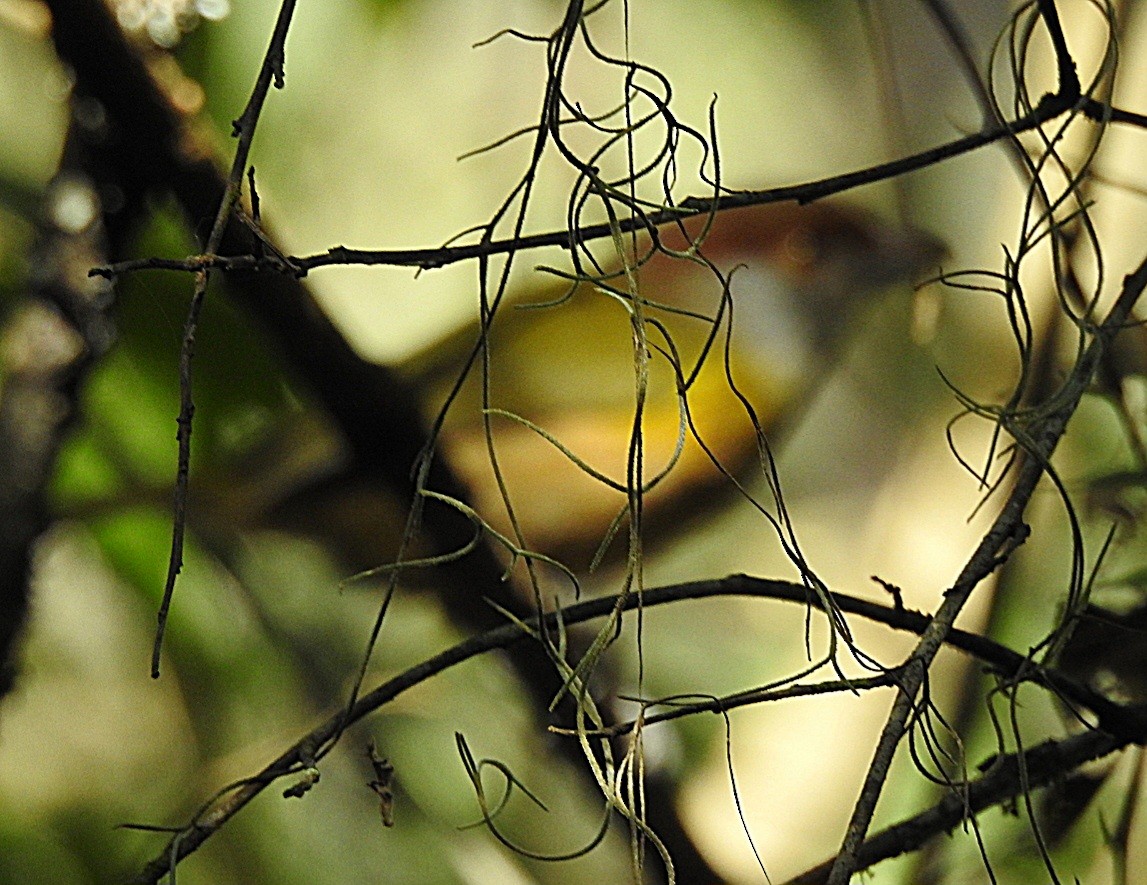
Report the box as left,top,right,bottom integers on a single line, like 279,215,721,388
0,0,1146,882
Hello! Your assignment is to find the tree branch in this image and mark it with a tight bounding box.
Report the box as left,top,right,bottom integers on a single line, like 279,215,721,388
90,95,1147,281
134,574,1147,882
785,728,1128,885
43,0,532,694
825,248,1147,883
45,3,722,880
154,0,299,678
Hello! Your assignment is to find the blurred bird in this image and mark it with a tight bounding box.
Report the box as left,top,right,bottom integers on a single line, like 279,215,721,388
400,200,944,566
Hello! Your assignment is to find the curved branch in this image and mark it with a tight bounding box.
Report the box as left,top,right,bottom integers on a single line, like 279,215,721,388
135,574,1147,883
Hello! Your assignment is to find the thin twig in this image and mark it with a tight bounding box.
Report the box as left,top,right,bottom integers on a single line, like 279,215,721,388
89,96,1147,282
152,0,297,678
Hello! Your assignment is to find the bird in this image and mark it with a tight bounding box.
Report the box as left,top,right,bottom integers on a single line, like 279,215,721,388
401,200,944,567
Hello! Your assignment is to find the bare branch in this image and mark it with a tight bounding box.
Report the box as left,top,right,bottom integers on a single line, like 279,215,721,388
153,0,299,678
786,729,1129,885
826,247,1147,883
93,96,1147,282
133,574,1147,882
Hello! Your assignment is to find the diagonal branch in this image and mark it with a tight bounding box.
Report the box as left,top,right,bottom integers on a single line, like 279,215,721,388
43,0,527,691
785,728,1128,885
821,0,1125,875
824,249,1147,883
